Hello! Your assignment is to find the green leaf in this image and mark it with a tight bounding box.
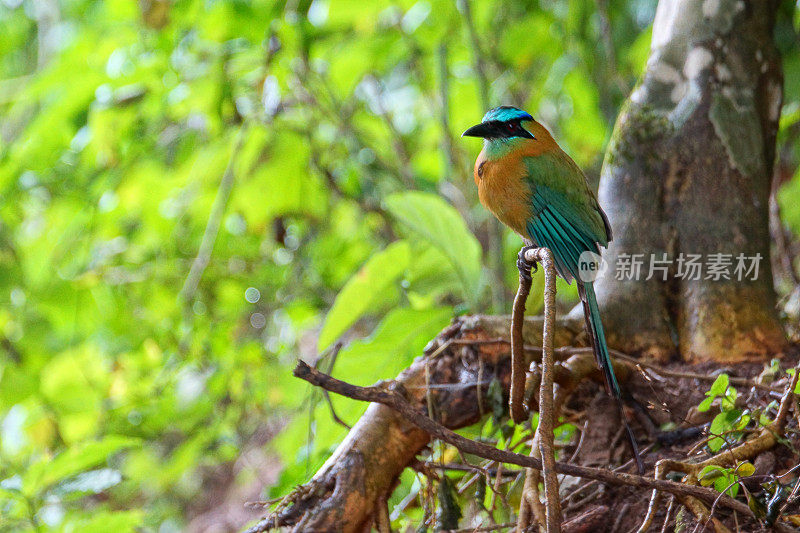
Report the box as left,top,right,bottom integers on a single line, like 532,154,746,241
710,409,740,435
699,465,726,486
318,241,411,351
709,374,729,396
722,386,738,409
698,397,714,412
67,510,143,533
715,475,739,498
736,413,751,431
23,436,140,496
384,192,483,307
735,461,755,478
708,436,725,453
701,465,741,498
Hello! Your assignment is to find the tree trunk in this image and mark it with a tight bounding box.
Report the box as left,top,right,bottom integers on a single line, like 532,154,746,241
590,0,788,362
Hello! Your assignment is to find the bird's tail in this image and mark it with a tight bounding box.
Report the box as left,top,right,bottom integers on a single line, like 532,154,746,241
579,282,620,398
579,281,643,473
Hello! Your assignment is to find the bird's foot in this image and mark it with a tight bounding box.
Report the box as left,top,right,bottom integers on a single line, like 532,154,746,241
517,246,538,282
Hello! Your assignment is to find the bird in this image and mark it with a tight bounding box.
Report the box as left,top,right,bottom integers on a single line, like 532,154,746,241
462,105,642,472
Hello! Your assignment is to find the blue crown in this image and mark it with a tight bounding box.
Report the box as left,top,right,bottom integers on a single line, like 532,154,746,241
482,106,533,123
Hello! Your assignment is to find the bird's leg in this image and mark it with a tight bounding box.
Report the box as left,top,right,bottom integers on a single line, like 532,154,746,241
517,245,538,281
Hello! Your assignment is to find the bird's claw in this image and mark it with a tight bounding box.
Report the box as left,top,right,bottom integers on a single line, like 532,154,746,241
517,246,537,282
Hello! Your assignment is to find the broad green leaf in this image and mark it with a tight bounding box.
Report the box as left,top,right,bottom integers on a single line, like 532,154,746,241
715,475,739,498
385,192,483,307
699,465,726,485
335,307,453,378
405,242,461,305
23,436,140,496
710,409,742,437
67,510,143,533
318,240,411,351
709,374,729,396
735,461,755,478
697,397,714,412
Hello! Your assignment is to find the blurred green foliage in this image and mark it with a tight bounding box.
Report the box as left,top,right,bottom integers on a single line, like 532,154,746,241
0,0,798,530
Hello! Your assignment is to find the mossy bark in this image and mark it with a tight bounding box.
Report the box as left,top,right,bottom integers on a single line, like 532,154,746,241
592,0,788,362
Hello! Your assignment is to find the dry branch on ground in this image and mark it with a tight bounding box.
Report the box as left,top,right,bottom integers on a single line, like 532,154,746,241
247,312,800,533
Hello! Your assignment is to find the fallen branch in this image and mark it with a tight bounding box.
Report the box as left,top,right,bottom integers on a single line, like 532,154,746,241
249,314,797,532
290,362,771,527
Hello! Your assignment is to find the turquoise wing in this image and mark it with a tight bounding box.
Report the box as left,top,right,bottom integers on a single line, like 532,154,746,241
526,191,592,281
522,152,611,281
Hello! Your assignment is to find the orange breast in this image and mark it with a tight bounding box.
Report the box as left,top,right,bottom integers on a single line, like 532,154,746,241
474,148,534,239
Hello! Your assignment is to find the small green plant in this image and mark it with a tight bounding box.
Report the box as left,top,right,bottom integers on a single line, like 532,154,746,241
698,461,755,498
697,374,750,452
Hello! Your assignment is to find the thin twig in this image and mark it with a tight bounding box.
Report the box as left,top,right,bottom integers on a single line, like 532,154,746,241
420,461,518,477
566,420,589,465
562,446,654,508
179,127,246,303
514,247,559,532
364,76,416,188
519,430,546,531
659,495,676,533
450,339,783,394
598,349,781,393
450,522,517,533
318,343,351,430
610,502,630,533
458,0,505,312
458,0,490,111
435,42,465,180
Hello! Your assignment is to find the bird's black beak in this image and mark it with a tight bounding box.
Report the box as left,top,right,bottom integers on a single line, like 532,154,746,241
461,122,492,138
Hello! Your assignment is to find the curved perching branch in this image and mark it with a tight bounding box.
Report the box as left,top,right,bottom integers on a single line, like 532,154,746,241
511,247,562,532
